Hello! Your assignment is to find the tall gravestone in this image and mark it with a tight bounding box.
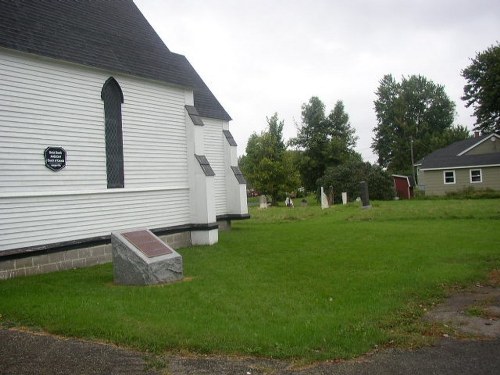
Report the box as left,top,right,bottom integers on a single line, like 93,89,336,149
321,187,329,209
359,181,371,209
342,192,348,205
328,186,334,206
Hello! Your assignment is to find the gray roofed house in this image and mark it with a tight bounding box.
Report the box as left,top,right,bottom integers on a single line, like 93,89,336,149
0,0,248,279
416,133,500,195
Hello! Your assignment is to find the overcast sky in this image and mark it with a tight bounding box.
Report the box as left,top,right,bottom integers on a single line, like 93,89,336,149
134,0,499,162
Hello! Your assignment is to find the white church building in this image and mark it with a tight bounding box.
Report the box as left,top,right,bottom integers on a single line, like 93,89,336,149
0,0,248,279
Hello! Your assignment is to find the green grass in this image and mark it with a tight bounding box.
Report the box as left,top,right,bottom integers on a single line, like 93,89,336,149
1,199,499,361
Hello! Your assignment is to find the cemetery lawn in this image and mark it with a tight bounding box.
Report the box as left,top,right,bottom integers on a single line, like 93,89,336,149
1,199,499,362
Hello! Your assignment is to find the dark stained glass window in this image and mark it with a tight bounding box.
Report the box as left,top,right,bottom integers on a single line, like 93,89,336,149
101,77,124,188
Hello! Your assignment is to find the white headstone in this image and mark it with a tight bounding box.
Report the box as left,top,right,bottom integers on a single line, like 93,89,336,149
259,195,268,209
321,187,329,209
342,192,348,205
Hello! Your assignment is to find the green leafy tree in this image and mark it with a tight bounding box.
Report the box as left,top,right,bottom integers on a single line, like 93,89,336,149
318,160,394,202
240,114,300,204
428,124,470,151
372,74,458,174
462,42,500,133
291,97,359,191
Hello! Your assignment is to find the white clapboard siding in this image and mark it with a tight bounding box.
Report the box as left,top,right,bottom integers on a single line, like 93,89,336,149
0,51,107,192
0,50,193,252
203,118,227,215
121,79,188,188
0,50,189,193
0,188,190,251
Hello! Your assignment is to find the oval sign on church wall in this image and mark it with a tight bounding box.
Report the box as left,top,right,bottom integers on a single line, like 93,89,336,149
44,147,66,172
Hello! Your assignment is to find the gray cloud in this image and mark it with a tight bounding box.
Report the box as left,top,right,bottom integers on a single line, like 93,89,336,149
135,0,500,162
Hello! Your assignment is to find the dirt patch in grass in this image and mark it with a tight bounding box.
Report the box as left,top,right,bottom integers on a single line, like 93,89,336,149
424,270,500,339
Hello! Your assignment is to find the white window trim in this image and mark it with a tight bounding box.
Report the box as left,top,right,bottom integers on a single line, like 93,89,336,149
470,169,482,183
443,170,456,184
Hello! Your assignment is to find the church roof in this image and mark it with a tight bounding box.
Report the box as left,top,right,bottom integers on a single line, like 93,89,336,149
0,0,231,121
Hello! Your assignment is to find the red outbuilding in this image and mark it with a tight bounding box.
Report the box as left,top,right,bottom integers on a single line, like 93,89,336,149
392,175,414,199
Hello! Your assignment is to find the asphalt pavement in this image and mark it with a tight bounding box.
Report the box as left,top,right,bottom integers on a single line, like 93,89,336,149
1,328,499,375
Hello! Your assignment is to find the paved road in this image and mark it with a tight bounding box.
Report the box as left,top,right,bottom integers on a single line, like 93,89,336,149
1,328,499,374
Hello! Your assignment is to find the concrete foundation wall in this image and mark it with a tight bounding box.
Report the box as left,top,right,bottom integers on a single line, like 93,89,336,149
0,231,191,280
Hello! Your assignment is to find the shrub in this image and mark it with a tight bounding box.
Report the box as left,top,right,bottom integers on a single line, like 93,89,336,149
445,187,500,199
318,161,395,203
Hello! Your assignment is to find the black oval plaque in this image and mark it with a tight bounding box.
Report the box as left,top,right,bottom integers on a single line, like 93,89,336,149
44,147,66,171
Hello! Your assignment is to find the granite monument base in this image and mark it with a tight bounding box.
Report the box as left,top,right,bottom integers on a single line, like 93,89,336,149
111,229,183,286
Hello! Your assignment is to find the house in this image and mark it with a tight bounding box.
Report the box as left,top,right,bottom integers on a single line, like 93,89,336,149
392,175,415,199
416,133,500,195
0,0,249,279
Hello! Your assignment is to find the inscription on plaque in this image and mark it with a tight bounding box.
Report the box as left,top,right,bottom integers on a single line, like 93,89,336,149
122,230,173,258
44,147,66,171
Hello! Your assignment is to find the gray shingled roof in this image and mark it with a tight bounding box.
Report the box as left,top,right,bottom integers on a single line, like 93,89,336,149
0,0,231,121
418,134,500,169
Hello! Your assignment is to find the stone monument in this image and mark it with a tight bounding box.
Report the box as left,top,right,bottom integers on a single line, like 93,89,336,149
112,229,183,285
259,195,268,209
328,185,334,206
359,181,371,209
342,192,348,205
321,187,329,209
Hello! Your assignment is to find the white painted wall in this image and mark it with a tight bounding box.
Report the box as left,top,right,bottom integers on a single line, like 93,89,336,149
223,123,248,216
203,117,227,216
0,49,192,252
0,189,190,251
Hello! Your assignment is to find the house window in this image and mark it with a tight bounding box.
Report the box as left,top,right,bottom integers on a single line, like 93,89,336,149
470,169,482,183
101,77,124,188
444,170,455,184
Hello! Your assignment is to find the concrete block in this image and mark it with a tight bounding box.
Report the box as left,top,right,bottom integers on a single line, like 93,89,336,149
104,244,113,254
71,259,87,269
78,247,93,259
40,263,59,274
0,259,15,272
91,245,106,257
48,252,65,264
64,249,80,261
96,255,112,264
15,256,33,269
58,260,74,271
33,254,50,266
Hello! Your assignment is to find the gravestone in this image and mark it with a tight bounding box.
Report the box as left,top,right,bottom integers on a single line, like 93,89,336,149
342,192,348,205
259,195,268,209
112,229,183,285
321,187,329,209
359,181,371,209
328,185,334,206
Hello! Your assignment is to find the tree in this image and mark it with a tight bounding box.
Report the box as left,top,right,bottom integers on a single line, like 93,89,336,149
372,74,458,174
428,124,470,152
291,97,359,191
318,160,394,202
462,42,500,133
239,114,300,204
